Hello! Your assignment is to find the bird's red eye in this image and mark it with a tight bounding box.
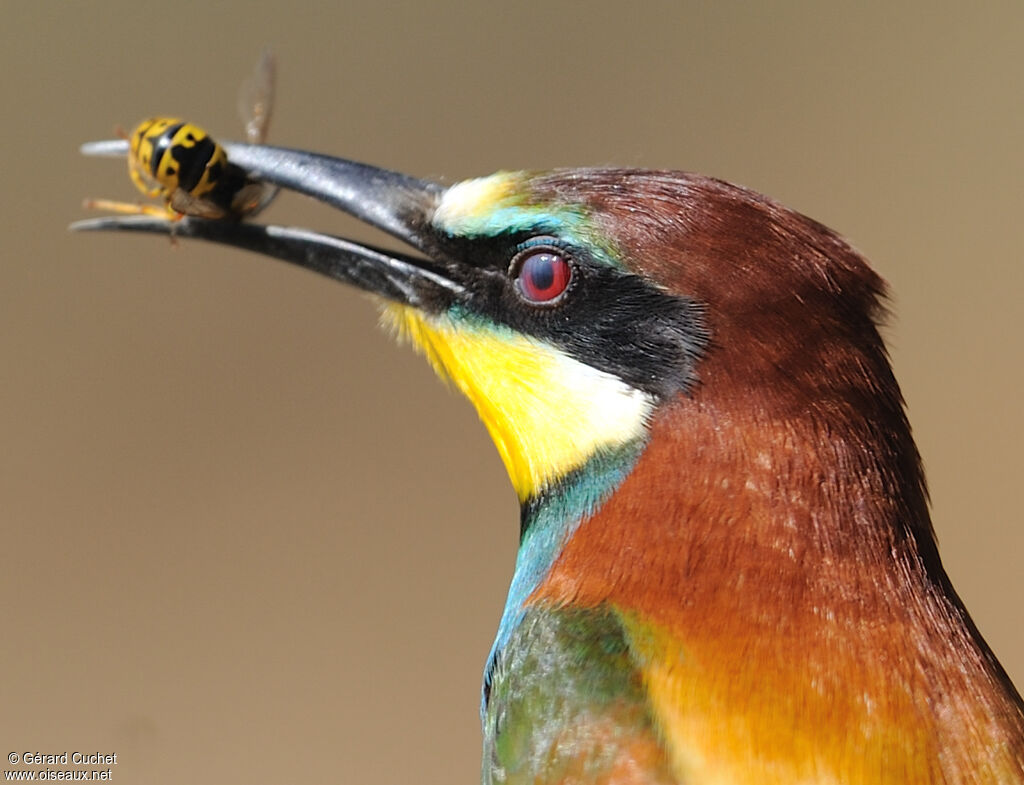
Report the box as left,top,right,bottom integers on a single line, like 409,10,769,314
513,249,573,304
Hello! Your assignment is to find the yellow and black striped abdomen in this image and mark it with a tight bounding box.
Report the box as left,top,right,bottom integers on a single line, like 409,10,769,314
128,117,229,201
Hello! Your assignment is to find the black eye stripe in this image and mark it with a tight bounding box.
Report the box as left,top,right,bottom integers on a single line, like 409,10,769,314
428,232,706,400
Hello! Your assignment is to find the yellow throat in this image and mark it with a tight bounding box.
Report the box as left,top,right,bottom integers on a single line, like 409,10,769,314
383,304,654,500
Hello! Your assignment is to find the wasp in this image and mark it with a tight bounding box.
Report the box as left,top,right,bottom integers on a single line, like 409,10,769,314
86,50,277,221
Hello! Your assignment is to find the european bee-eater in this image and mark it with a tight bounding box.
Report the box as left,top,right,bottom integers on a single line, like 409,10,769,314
76,145,1024,784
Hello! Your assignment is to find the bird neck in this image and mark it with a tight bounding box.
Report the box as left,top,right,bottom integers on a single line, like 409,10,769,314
527,390,1024,784
483,439,647,710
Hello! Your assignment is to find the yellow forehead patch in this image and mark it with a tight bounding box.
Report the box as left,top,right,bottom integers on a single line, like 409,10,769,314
382,304,653,501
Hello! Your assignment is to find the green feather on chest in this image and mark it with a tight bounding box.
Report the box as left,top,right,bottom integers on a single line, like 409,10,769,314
483,606,675,785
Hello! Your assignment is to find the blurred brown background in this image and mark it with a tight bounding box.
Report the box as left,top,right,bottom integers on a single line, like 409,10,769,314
3,2,1022,783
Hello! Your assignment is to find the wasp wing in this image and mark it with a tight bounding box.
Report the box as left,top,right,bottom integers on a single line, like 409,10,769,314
238,49,276,145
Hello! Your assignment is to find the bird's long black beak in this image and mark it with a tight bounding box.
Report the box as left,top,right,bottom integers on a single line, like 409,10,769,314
72,142,464,309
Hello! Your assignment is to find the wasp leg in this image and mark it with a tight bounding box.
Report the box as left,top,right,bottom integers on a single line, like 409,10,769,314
127,157,167,200
82,198,184,221
82,199,186,245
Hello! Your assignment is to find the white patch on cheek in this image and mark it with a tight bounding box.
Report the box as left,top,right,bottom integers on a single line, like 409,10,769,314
550,349,655,453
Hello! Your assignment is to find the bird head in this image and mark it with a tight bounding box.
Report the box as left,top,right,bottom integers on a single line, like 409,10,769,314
286,164,916,522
